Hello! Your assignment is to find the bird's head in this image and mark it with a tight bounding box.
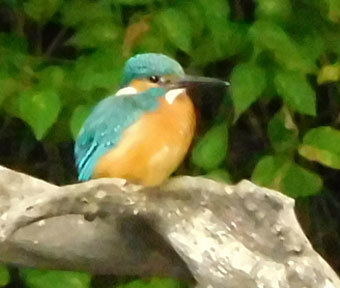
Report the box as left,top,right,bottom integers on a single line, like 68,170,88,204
121,53,184,88
118,53,228,94
117,53,230,119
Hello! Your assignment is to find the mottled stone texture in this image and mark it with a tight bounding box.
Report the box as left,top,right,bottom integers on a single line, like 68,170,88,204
0,165,338,288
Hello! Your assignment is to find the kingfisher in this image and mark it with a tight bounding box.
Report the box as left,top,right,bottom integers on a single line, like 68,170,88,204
75,53,227,186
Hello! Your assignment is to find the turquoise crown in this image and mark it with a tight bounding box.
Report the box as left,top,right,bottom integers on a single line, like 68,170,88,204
121,53,184,86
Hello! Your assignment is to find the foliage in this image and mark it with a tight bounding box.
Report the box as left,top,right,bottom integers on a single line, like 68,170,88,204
116,278,187,288
0,265,10,287
0,0,340,287
192,122,229,171
20,269,91,288
299,126,340,169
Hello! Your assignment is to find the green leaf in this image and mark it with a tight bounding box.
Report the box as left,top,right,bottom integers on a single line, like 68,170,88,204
252,155,288,190
328,0,340,22
255,0,291,20
268,107,298,152
117,277,185,288
182,2,205,38
38,66,65,89
197,0,230,33
192,23,247,65
0,265,10,287
70,22,122,48
0,72,18,107
157,8,192,53
192,123,228,171
115,0,154,4
282,163,323,197
298,34,324,69
274,70,316,116
0,33,28,72
193,0,239,62
299,126,340,169
230,63,266,116
252,155,322,197
205,169,232,183
148,278,185,288
19,89,61,140
135,32,174,56
70,105,93,139
250,21,315,73
24,0,62,23
20,269,91,288
73,49,123,91
317,64,340,84
62,0,113,27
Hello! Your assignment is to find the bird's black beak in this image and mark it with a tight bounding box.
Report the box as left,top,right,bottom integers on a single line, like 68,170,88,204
174,75,229,90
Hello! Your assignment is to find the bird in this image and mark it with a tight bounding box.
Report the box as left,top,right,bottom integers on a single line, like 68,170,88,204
74,53,227,187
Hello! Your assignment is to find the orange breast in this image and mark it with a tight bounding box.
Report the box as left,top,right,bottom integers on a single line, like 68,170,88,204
93,90,196,186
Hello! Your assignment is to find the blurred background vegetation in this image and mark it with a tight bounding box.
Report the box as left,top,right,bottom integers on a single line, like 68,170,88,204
0,0,340,287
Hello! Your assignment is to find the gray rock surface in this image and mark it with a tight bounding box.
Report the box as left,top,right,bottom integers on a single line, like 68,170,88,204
0,165,338,288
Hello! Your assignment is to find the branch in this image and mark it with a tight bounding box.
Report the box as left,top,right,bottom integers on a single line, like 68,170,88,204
0,165,338,288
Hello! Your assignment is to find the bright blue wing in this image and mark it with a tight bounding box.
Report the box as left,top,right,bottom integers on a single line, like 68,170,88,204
75,87,166,181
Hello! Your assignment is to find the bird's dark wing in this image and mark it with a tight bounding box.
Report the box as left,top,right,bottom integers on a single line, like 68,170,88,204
74,87,166,181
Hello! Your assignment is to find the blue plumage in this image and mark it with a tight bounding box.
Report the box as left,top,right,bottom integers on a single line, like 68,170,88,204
75,87,166,181
121,53,184,86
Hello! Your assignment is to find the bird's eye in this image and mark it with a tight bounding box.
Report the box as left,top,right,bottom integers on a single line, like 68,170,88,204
149,76,160,83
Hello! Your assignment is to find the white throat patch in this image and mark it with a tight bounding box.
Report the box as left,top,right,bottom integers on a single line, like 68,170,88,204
165,88,185,104
116,86,138,96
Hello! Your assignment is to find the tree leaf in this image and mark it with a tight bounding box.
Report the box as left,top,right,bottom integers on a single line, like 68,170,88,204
230,63,266,116
0,72,18,107
115,0,154,5
157,8,192,53
20,269,91,288
192,23,247,65
0,33,28,72
197,0,230,33
24,0,62,23
252,155,322,198
299,126,340,169
38,66,65,89
255,0,291,21
192,123,228,171
328,0,340,22
70,22,122,48
0,265,10,287
205,169,232,184
73,49,123,91
252,155,289,190
317,64,340,84
268,107,298,152
282,162,323,197
70,105,93,140
19,89,61,140
61,0,112,27
274,70,316,116
250,20,315,73
193,0,240,62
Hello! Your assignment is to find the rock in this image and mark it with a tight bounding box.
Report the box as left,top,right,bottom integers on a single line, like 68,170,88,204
0,165,338,288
